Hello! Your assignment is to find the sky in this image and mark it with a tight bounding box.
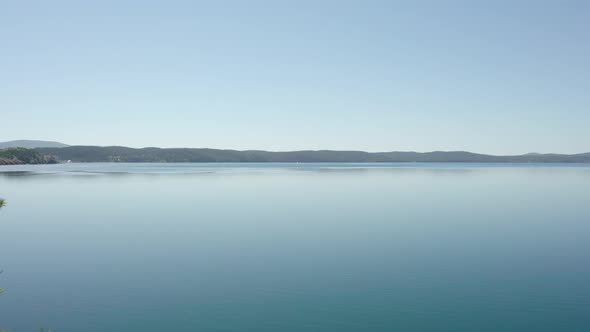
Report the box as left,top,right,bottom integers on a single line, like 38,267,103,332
1,0,589,154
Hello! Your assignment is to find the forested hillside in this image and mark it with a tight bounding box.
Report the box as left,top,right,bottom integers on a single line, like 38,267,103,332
0,148,57,165
32,146,590,163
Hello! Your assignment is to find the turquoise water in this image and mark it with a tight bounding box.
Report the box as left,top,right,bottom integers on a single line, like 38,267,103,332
1,163,589,331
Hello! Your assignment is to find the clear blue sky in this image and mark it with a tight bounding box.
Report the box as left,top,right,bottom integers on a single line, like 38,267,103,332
1,1,588,154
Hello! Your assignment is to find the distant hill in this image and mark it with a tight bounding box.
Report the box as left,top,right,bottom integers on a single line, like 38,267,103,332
32,146,590,163
0,140,69,148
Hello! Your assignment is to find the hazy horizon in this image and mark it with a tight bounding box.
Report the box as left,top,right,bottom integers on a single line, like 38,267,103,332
2,138,590,155
2,1,589,154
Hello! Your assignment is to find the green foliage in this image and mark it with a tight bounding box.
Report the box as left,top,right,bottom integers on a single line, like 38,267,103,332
0,148,57,165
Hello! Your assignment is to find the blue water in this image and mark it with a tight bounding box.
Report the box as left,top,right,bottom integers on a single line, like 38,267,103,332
1,163,589,331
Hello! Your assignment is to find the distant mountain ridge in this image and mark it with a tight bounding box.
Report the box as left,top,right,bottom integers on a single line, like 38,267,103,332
0,140,69,148
33,146,590,163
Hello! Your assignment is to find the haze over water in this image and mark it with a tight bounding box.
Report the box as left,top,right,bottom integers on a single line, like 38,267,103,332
1,163,589,331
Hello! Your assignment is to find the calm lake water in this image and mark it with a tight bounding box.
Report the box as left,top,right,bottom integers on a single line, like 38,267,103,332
1,163,589,331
